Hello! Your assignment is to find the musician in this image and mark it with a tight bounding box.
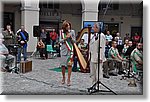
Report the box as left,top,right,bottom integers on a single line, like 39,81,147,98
59,20,76,86
89,22,106,86
2,25,16,50
16,25,29,62
131,42,143,73
105,39,111,58
108,41,123,75
122,39,129,58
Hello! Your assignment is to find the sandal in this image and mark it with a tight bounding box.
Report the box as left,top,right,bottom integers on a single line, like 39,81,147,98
67,80,71,86
61,79,65,84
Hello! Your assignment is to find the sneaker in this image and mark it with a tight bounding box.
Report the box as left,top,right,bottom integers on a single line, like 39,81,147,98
109,72,118,76
118,71,122,75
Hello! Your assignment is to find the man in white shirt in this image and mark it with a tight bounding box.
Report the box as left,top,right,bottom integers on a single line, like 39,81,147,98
89,23,106,87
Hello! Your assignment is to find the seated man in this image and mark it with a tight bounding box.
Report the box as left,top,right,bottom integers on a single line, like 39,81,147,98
131,42,143,74
105,39,111,58
122,39,129,58
0,42,7,70
0,33,14,72
108,41,123,75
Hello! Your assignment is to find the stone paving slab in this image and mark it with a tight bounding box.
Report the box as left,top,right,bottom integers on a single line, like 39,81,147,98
1,57,143,95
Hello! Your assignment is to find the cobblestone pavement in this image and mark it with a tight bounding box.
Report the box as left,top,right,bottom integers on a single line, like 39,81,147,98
1,57,143,95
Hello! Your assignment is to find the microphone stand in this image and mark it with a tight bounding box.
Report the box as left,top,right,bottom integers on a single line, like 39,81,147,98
7,44,20,74
8,32,20,74
11,44,20,74
87,31,117,95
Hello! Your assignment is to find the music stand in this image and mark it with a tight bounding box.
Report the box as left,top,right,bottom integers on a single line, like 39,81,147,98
87,31,117,95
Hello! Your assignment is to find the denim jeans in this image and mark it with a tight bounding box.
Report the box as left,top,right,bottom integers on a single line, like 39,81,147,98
17,47,27,62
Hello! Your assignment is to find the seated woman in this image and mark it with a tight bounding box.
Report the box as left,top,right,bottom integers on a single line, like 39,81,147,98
37,39,46,59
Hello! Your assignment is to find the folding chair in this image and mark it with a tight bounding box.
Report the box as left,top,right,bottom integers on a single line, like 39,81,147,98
46,45,57,58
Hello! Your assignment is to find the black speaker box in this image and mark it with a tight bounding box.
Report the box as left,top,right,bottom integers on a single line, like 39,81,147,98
33,26,40,37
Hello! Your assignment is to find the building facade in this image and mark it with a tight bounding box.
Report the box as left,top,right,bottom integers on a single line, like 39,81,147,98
1,0,143,52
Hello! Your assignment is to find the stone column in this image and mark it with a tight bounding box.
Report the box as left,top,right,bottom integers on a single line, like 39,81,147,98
0,1,2,31
21,0,39,52
81,0,99,27
81,0,100,72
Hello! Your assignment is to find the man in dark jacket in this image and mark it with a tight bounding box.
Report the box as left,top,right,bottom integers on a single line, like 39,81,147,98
17,25,29,62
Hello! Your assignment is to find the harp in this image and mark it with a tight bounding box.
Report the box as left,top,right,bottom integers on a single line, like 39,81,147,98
74,26,92,73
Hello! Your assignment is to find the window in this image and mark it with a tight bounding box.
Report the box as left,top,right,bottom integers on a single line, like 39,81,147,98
48,4,53,9
54,3,59,9
113,4,119,10
99,3,119,11
39,2,59,9
3,12,14,31
43,3,48,8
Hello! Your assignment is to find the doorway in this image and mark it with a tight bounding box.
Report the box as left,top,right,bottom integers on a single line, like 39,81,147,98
104,23,119,38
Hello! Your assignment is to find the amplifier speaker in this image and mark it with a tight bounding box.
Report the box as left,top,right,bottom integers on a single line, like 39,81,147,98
33,26,40,37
